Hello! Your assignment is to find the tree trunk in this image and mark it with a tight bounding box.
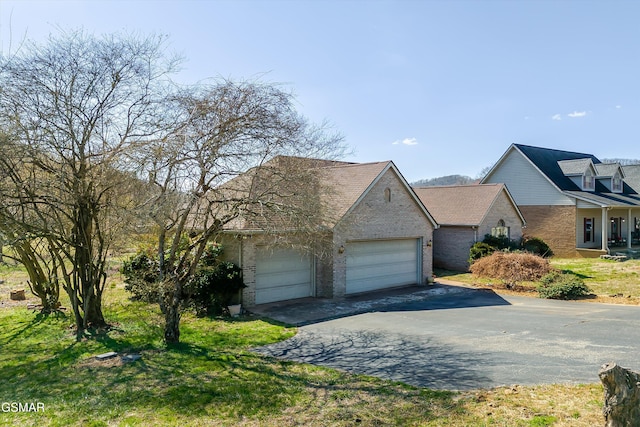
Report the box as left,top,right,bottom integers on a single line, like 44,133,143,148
164,300,181,344
599,362,640,426
163,276,184,344
85,293,107,328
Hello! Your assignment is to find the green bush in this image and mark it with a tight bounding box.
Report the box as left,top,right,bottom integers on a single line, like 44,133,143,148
482,234,519,251
469,242,497,263
122,244,246,316
469,235,553,264
121,253,161,303
188,261,245,316
537,271,590,300
521,236,553,258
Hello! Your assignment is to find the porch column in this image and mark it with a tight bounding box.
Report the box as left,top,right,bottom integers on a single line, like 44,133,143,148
629,209,633,249
602,207,609,252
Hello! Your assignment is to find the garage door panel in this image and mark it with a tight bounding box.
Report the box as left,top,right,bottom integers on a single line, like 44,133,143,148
347,252,416,267
255,247,312,304
346,239,420,294
255,282,312,305
349,262,416,282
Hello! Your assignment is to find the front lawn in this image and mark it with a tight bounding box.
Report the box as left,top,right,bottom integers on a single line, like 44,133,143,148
437,258,640,303
0,261,609,425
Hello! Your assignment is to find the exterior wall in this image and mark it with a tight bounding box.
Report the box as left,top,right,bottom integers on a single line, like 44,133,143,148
519,205,577,257
433,226,476,271
478,191,525,242
315,250,334,298
216,234,242,264
485,149,574,206
576,208,603,249
220,169,434,306
331,168,434,297
218,233,319,307
433,191,525,272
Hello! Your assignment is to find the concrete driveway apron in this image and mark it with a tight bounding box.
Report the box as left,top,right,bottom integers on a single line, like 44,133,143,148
254,284,640,390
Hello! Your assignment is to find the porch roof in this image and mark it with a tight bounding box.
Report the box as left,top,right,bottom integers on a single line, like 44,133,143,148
564,190,640,208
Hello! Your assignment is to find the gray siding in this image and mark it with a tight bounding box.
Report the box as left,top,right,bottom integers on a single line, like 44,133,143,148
485,149,573,206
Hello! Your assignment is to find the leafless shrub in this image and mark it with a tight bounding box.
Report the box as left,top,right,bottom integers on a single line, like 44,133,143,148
470,251,553,284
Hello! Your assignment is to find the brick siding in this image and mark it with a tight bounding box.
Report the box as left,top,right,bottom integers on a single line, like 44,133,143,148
332,168,434,296
519,205,577,257
433,227,475,271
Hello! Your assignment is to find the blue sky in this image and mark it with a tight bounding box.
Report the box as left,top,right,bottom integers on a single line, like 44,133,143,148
1,0,639,182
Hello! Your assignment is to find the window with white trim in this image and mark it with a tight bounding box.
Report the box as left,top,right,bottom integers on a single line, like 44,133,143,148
491,219,510,239
582,170,594,191
612,173,623,193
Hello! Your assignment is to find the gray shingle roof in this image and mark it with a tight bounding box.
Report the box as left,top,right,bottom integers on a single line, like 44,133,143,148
557,158,594,176
594,163,623,178
513,144,640,203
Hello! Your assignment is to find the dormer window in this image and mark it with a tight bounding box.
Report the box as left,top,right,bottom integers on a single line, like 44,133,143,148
612,174,623,193
582,170,594,191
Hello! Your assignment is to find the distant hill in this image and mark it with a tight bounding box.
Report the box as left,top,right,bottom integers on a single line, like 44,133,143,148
411,174,476,187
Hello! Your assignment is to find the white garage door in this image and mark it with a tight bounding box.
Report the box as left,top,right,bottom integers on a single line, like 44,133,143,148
346,239,420,294
255,247,313,304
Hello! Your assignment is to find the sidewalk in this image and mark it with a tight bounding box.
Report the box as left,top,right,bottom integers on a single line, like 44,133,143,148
247,280,473,326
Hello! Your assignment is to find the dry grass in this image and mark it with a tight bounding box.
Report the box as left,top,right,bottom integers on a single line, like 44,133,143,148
454,384,603,427
0,262,36,308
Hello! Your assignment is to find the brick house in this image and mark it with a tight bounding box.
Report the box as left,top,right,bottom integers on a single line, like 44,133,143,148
481,144,640,257
219,158,438,306
413,184,526,271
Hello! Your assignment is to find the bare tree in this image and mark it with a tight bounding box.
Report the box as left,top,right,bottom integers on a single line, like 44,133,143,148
135,80,344,344
0,30,180,335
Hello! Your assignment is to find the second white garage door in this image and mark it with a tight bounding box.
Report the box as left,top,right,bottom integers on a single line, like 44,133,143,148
255,247,313,304
346,239,420,294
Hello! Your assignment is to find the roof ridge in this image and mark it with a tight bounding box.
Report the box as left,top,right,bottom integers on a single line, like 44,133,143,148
413,183,496,190
322,160,391,170
514,143,600,161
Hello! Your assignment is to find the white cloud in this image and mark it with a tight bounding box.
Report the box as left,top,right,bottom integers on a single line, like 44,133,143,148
551,114,562,121
568,111,587,118
392,137,418,146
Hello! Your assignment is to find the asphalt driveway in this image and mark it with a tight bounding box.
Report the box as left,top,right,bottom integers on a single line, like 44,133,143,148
253,284,640,390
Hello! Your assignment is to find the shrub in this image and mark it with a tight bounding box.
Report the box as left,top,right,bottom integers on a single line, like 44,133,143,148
121,253,161,303
537,271,591,300
469,242,497,263
470,251,553,284
122,244,246,316
188,261,246,316
482,234,520,251
521,236,553,258
468,234,551,264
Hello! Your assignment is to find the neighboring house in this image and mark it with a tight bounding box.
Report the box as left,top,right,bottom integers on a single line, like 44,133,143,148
482,144,640,257
219,158,438,306
414,184,526,271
